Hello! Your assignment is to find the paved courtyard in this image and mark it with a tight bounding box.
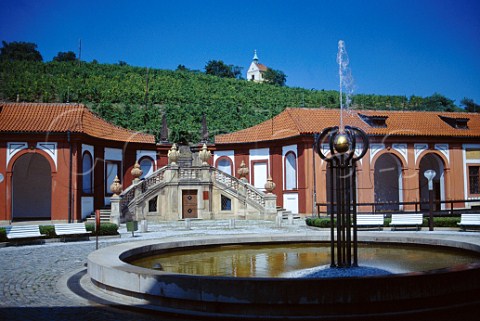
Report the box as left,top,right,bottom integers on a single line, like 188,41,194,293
0,220,306,320
1,219,479,320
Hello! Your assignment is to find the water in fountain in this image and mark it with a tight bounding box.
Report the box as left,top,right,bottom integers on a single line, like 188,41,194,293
337,40,354,132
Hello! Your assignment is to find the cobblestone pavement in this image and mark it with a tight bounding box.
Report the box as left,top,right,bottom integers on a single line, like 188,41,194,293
1,220,479,321
0,220,306,321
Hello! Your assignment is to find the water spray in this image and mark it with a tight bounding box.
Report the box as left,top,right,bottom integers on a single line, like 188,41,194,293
337,40,354,133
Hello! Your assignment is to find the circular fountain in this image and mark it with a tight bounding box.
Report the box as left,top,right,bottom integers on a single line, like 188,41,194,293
87,234,480,320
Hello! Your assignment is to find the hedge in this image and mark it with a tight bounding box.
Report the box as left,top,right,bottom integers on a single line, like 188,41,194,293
0,222,119,242
85,222,119,236
306,216,461,228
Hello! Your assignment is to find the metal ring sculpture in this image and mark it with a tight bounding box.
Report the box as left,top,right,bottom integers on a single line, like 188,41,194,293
314,126,369,268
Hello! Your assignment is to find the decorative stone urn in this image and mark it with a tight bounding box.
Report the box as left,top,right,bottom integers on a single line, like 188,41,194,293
168,143,180,165
264,175,276,194
131,161,143,182
198,143,212,166
110,175,123,196
237,160,249,181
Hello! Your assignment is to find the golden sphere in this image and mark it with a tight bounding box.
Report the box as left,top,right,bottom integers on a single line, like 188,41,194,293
334,133,350,153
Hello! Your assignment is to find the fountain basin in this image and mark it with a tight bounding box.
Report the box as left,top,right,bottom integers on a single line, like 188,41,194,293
87,233,480,320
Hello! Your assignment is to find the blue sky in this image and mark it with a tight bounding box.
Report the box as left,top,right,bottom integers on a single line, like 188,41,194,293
1,0,479,105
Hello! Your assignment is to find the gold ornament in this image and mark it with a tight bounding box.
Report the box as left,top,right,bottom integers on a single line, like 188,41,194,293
334,133,350,154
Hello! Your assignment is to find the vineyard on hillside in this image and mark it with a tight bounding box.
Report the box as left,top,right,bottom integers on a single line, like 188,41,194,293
0,61,461,142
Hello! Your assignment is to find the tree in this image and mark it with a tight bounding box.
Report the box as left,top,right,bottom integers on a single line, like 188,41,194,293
0,41,43,62
263,68,287,86
204,60,242,79
461,98,480,113
422,93,457,112
53,51,77,62
176,64,188,71
230,65,243,79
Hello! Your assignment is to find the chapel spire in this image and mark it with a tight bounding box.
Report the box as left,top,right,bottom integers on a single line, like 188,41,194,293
253,50,259,63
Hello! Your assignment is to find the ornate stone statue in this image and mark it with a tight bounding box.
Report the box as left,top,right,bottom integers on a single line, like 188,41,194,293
110,175,123,196
237,160,249,181
200,114,209,143
168,143,180,165
159,113,169,143
198,143,212,166
131,161,143,182
264,175,276,193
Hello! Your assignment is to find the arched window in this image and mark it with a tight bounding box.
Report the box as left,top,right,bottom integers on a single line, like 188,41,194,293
284,152,297,190
82,151,93,194
216,157,233,176
139,156,155,179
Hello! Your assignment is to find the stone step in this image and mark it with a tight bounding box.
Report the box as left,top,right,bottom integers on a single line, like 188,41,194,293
85,209,111,223
278,209,301,219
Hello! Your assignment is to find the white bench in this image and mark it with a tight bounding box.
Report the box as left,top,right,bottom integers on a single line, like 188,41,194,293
390,214,424,231
458,214,480,231
54,223,91,241
356,214,384,230
5,225,46,240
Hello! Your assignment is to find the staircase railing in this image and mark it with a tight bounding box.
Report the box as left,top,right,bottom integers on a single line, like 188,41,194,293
210,167,266,208
120,166,168,213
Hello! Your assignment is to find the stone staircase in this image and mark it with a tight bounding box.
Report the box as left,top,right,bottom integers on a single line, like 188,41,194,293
277,207,301,219
119,166,278,222
85,209,111,223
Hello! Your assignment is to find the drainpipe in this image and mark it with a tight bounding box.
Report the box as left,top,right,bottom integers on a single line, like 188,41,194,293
67,131,73,223
312,134,318,216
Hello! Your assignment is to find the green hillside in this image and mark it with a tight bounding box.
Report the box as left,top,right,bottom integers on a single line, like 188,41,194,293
0,60,461,143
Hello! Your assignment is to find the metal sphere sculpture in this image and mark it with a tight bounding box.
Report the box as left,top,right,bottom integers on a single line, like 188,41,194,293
315,126,369,268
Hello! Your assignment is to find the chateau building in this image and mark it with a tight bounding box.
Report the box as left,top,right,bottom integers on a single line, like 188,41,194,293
247,50,268,82
1,102,480,223
214,108,480,215
0,103,157,224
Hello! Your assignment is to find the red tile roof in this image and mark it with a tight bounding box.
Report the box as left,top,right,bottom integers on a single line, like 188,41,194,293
256,63,268,72
215,107,480,144
0,103,155,144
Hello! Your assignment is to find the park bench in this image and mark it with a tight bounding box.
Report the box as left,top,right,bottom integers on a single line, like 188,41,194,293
458,214,480,231
356,214,384,230
5,225,46,242
389,213,424,231
54,223,91,241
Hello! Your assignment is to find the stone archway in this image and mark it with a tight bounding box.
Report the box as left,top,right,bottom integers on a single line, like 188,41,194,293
12,153,52,221
419,153,445,211
374,153,403,211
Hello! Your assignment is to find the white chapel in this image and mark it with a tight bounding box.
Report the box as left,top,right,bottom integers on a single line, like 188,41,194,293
247,50,268,82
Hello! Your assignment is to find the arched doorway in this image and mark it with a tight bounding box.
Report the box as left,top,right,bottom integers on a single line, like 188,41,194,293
12,153,52,221
419,153,445,211
374,153,403,211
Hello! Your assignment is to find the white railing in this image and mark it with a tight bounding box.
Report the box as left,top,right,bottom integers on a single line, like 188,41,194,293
179,167,202,180
120,166,168,213
141,166,167,192
210,167,266,208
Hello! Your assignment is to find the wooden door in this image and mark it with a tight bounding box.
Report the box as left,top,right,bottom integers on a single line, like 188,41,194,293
182,190,198,219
